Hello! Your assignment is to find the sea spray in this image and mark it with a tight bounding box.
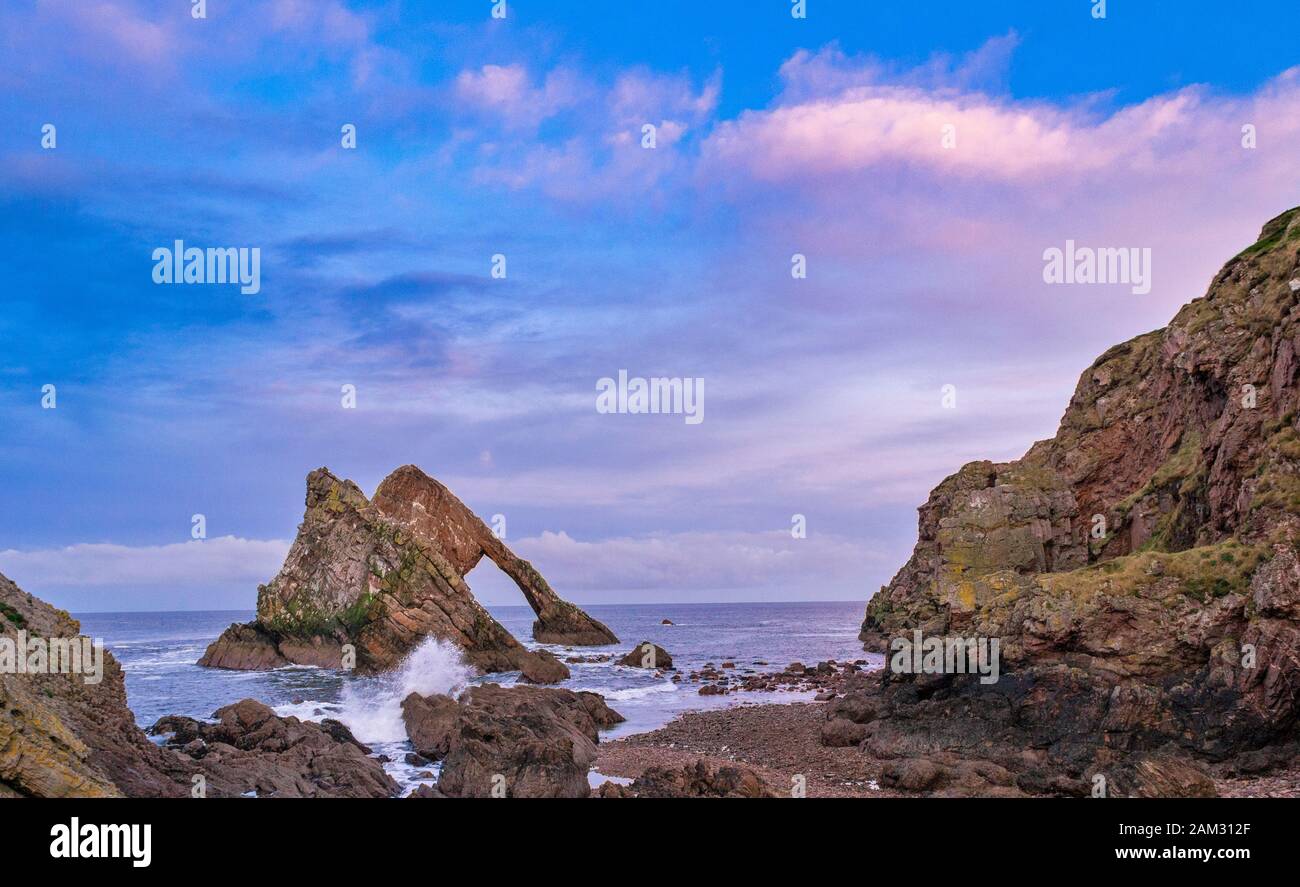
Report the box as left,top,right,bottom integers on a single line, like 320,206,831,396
335,638,473,744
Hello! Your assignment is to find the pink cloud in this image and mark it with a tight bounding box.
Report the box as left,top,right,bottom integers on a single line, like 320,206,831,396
454,64,584,128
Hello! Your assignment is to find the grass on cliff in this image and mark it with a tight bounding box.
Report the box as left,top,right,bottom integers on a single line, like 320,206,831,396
1232,207,1300,261
1102,431,1207,555
1250,420,1300,514
1044,539,1268,605
0,601,26,628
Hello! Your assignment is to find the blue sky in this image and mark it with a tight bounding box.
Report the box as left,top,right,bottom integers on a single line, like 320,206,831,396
2,1,1299,611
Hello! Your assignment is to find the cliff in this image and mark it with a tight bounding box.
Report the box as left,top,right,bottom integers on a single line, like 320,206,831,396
847,207,1300,795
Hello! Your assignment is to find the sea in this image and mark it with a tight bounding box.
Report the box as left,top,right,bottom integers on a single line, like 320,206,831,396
76,601,878,795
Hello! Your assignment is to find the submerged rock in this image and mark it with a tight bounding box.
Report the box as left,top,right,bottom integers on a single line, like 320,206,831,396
854,207,1300,795
199,464,614,676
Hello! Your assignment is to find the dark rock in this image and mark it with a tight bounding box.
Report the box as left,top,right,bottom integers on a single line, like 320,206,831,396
150,699,398,798
407,784,445,798
400,693,459,760
624,759,779,798
618,641,672,669
820,718,868,747
517,648,571,684
427,684,623,798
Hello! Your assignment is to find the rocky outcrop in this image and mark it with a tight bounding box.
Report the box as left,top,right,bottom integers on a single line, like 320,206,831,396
596,759,779,798
200,465,613,677
0,571,192,797
373,465,618,646
852,208,1300,796
617,641,672,669
1,571,399,799
400,692,460,761
150,699,397,798
401,683,623,798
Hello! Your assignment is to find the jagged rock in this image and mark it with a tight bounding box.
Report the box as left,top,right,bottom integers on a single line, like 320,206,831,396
151,699,398,798
400,692,459,760
199,465,604,677
196,622,287,670
613,759,779,798
412,684,622,798
879,756,1023,797
576,690,626,728
854,208,1300,795
0,571,191,797
372,465,618,645
1096,749,1218,798
518,648,570,684
618,641,672,669
820,718,868,748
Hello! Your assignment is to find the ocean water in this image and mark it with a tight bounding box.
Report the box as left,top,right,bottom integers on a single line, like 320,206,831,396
76,602,877,794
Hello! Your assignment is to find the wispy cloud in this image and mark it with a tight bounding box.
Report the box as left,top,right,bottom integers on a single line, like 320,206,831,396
0,537,290,587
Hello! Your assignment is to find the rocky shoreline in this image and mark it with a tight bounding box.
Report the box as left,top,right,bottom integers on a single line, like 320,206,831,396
598,695,1300,798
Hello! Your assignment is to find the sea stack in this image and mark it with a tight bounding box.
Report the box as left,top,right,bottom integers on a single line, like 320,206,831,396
199,465,617,677
848,207,1300,796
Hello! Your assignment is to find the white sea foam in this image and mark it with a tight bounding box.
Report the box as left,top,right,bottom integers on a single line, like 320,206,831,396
334,638,473,744
595,680,678,702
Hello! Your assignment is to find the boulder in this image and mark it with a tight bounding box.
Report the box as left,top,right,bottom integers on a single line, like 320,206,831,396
620,759,779,798
412,684,623,798
819,718,868,748
576,690,626,728
618,641,672,669
1098,750,1218,799
400,692,459,760
517,648,570,684
150,699,398,798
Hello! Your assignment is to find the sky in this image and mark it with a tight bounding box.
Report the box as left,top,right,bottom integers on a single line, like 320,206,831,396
2,1,1300,612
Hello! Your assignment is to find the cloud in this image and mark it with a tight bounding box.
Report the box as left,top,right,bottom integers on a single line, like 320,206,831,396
776,33,1021,101
702,47,1300,198
454,64,584,129
0,537,290,588
506,529,883,593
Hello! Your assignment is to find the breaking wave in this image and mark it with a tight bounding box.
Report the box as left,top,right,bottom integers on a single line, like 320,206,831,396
334,638,473,744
